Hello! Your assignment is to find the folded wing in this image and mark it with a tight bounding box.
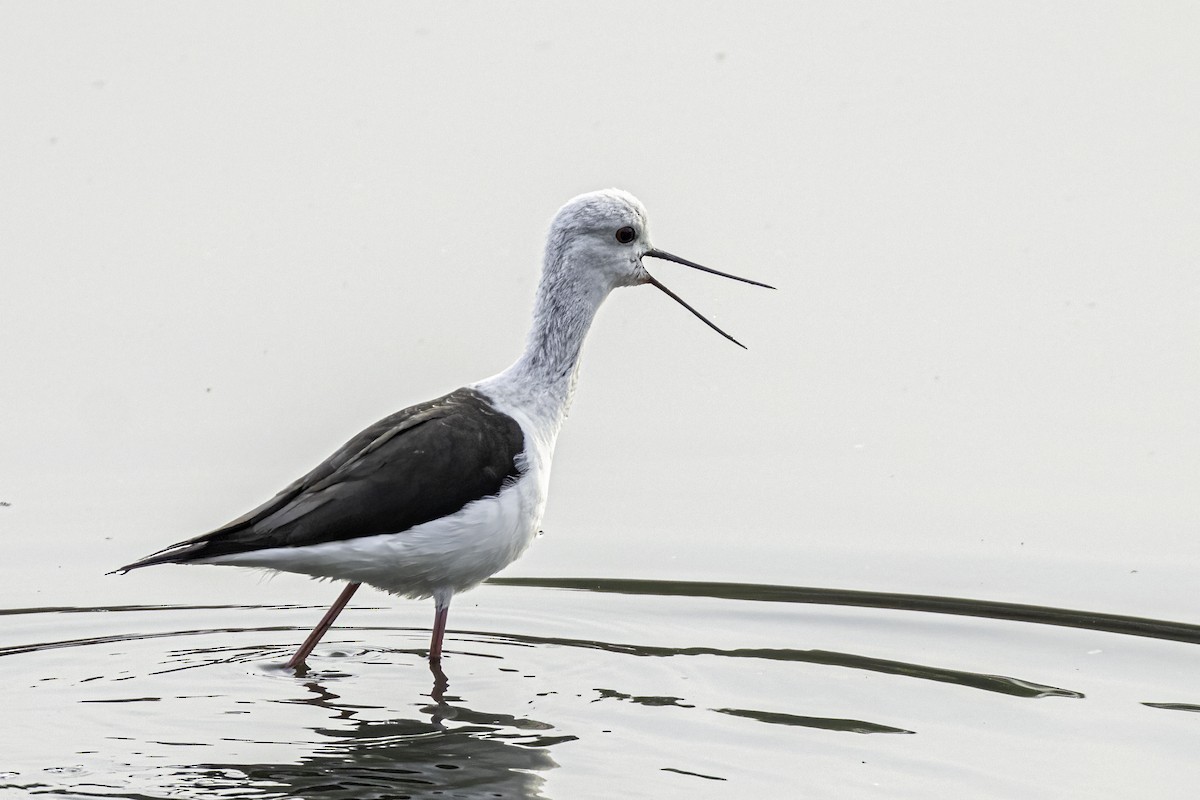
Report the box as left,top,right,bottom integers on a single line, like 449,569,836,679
115,388,525,571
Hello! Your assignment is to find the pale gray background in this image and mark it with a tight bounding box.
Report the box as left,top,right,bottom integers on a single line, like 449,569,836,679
2,3,1197,621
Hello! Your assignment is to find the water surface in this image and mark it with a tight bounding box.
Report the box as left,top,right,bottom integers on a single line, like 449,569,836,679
3,579,1197,798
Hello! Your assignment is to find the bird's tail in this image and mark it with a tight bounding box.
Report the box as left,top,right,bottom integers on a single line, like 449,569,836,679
107,540,209,575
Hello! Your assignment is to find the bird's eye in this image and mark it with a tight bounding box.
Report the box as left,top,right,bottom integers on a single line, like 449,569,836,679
614,226,637,244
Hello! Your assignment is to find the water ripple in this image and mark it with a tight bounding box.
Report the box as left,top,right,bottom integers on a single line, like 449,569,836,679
488,577,1200,644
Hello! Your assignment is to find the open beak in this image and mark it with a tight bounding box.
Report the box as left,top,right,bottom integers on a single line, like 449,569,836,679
642,249,776,349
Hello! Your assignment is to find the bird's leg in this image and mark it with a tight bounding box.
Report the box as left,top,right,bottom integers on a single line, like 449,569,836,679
284,581,361,670
429,591,452,662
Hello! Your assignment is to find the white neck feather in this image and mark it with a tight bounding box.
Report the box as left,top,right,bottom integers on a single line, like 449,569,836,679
473,247,612,450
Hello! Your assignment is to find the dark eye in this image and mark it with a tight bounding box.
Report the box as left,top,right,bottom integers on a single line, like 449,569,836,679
614,226,637,244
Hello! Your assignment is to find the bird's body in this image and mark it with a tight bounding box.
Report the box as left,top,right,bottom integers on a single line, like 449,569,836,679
116,189,771,667
160,387,542,601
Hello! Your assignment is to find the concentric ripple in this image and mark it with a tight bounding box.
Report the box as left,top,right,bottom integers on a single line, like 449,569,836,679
2,579,1197,798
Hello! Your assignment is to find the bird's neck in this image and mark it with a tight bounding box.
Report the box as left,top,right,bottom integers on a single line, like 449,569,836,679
474,253,609,444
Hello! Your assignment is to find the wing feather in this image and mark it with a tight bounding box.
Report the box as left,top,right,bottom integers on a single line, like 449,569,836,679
115,387,524,571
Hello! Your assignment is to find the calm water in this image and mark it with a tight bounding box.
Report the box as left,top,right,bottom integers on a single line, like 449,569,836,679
3,577,1198,798
3,3,1198,798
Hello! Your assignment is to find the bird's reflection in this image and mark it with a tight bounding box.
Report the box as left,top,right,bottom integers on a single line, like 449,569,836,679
428,659,449,704
188,660,568,799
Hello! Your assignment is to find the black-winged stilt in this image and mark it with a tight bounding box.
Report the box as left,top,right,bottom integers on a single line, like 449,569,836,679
114,189,773,669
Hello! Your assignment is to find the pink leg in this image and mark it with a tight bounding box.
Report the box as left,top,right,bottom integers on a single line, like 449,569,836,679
429,599,450,662
284,582,361,670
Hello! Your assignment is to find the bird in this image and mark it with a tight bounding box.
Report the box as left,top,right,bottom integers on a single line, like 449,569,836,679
114,189,773,669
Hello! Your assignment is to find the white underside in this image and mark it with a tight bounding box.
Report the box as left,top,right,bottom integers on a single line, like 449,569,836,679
197,388,558,602
199,469,543,599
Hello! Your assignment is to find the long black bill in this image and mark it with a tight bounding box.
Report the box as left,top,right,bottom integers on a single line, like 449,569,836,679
643,248,776,350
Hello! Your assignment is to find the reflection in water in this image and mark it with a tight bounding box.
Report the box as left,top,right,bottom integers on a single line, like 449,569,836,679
3,577,1197,797
188,717,561,799
187,662,567,799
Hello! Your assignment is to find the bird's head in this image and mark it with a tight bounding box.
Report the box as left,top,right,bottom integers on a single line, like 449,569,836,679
544,189,774,348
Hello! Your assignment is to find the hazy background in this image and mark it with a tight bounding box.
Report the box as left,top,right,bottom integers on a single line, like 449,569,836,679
2,3,1197,621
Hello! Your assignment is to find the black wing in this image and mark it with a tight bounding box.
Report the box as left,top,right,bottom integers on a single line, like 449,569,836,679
116,387,524,570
